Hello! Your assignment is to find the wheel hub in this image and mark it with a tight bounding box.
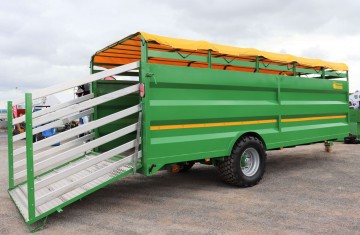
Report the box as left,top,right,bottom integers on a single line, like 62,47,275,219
240,148,260,177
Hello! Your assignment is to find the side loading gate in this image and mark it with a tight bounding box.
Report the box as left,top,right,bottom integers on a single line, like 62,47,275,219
7,61,142,227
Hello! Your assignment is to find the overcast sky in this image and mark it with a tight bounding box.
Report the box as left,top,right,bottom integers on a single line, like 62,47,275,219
1,0,359,108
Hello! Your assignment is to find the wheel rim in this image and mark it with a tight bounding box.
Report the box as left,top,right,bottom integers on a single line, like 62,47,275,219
240,148,260,177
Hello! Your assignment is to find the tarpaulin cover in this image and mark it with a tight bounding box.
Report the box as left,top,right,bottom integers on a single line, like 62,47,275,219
94,32,348,71
141,32,347,71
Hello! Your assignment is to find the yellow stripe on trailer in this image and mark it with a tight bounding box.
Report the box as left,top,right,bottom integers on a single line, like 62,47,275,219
281,115,346,123
150,115,346,130
150,119,276,131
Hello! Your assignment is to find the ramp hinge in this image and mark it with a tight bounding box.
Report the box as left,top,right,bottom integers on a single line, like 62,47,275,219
145,72,154,77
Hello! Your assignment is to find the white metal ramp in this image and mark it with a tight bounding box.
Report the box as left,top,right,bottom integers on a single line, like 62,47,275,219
7,61,142,227
9,152,137,221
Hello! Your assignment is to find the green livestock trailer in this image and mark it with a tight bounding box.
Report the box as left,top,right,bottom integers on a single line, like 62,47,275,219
7,32,349,230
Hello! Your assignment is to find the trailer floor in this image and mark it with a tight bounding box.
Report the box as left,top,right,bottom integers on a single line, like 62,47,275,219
1,132,359,234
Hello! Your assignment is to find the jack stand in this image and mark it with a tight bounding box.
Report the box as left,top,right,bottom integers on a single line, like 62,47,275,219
324,141,334,152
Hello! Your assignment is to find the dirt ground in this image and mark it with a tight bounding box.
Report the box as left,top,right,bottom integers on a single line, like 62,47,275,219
0,132,359,234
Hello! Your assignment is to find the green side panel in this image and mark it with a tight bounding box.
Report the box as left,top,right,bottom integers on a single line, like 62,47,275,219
93,80,139,152
277,77,349,146
349,109,360,135
349,109,360,122
141,63,349,175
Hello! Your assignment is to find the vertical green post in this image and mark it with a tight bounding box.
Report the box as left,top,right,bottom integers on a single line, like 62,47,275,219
207,50,212,69
321,67,325,79
255,56,259,72
7,101,14,189
142,37,148,63
346,70,350,125
277,77,282,133
25,93,35,220
140,36,149,174
89,56,94,74
292,62,297,76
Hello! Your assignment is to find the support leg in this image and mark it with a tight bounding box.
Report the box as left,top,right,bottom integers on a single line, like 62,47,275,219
324,141,334,152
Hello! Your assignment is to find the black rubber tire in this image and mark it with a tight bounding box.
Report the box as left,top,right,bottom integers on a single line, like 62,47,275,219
344,136,357,144
13,129,20,136
217,136,266,187
179,161,195,172
33,133,45,142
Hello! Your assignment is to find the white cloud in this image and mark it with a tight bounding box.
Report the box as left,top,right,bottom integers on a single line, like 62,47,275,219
0,0,359,108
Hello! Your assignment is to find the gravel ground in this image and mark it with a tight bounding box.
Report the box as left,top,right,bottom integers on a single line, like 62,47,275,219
0,132,359,234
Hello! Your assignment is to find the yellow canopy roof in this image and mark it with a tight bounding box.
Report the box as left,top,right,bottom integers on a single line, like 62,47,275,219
93,32,347,72
140,32,347,71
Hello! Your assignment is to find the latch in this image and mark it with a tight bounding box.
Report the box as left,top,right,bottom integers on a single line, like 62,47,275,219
145,72,157,84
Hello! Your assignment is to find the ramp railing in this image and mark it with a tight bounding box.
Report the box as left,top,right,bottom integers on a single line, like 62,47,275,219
7,61,142,223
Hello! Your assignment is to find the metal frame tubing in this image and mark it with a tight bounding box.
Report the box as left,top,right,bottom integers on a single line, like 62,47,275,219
207,50,212,69
140,36,149,172
255,56,259,72
292,62,297,76
25,93,36,220
13,61,139,106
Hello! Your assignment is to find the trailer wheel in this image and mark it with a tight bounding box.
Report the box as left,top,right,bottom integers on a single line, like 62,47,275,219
179,161,195,172
218,136,266,187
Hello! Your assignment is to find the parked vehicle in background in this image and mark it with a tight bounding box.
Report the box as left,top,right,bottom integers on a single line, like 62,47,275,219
0,109,7,129
349,91,360,109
